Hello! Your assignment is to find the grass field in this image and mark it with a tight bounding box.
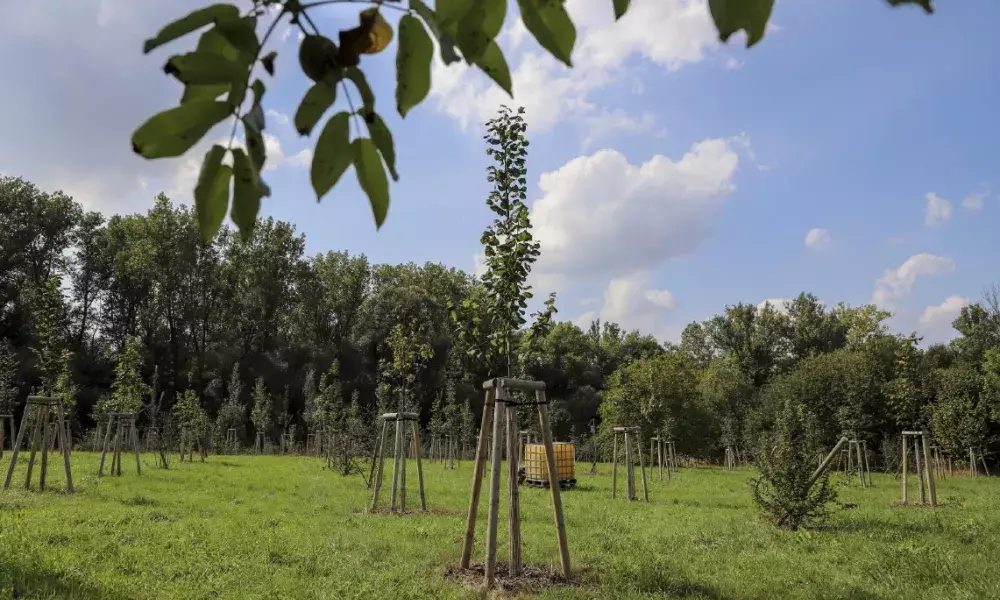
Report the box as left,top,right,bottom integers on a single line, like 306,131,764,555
0,452,998,599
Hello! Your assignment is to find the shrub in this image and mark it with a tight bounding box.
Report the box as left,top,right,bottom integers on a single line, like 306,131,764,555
750,397,836,530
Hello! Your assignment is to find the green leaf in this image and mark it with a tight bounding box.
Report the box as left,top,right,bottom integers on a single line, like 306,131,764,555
367,113,399,181
311,112,353,201
457,0,506,63
472,40,512,96
216,16,260,55
409,0,461,65
517,0,576,67
244,79,266,134
245,124,266,171
344,67,375,118
886,0,934,13
230,148,261,239
164,51,247,85
708,0,775,47
132,101,232,159
612,0,630,20
143,4,240,54
181,83,230,104
353,138,390,229
261,51,277,75
396,15,433,118
194,144,231,242
294,80,338,136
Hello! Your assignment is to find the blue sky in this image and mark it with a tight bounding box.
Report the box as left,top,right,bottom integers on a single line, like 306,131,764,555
1,0,996,345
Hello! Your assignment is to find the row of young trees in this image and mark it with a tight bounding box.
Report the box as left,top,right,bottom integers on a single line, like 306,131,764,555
2,105,998,470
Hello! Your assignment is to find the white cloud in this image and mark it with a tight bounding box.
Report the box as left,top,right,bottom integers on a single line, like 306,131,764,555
266,109,290,126
573,310,598,329
597,271,677,338
757,298,792,315
430,0,719,132
531,137,740,282
872,253,956,310
962,189,988,211
581,109,659,151
920,296,970,327
804,228,831,251
924,192,952,227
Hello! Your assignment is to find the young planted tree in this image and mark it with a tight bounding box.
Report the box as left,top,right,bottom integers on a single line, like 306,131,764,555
302,364,318,443
174,389,211,461
0,340,18,416
750,396,837,530
250,377,272,452
106,336,147,415
133,0,932,241
216,362,246,451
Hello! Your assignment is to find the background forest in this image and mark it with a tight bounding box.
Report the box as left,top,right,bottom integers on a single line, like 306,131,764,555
2,174,999,467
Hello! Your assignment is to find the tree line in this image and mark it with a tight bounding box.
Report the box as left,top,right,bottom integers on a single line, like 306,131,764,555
1,174,998,466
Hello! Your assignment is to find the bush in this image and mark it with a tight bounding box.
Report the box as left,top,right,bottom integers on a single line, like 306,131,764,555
750,397,836,530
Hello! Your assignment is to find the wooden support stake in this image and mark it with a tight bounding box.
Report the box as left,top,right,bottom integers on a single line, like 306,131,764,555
507,403,522,576
484,387,506,586
808,436,849,490
460,389,495,569
389,413,404,511
914,437,925,504
412,422,427,511
921,432,937,507
637,432,648,502
39,408,52,491
611,431,619,499
537,391,571,578
56,402,74,493
901,436,909,504
370,419,389,511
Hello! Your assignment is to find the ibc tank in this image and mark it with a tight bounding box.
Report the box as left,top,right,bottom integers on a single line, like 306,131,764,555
523,442,575,484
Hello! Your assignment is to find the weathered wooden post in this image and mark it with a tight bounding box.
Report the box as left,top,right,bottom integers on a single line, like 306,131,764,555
900,431,936,507
99,413,142,477
724,446,736,471
370,412,426,513
807,436,848,490
4,397,74,493
611,427,647,501
226,428,238,454
844,439,870,487
459,378,570,588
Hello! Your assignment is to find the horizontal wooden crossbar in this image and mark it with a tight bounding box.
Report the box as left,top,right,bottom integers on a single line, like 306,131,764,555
613,427,640,432
902,431,928,436
482,378,546,391
381,412,419,420
25,396,60,405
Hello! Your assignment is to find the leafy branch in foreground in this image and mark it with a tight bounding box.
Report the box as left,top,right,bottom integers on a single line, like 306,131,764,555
133,0,935,241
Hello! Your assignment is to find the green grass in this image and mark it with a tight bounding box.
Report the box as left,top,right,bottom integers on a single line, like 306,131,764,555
1,452,999,599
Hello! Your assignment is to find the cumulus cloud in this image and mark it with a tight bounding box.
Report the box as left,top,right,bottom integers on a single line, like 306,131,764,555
593,271,677,337
920,296,970,327
757,298,793,315
962,189,988,211
530,137,740,282
804,228,831,251
430,0,720,132
872,253,956,310
924,192,952,227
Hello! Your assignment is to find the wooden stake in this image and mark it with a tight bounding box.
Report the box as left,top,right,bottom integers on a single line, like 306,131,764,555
56,402,74,493
370,419,389,511
131,420,142,476
412,421,427,511
24,408,44,490
637,432,648,502
4,407,31,489
389,413,404,511
537,392,571,578
484,386,506,586
914,437,925,504
507,403,522,576
901,436,909,504
460,389,496,569
922,432,937,507
39,407,52,491
611,431,619,499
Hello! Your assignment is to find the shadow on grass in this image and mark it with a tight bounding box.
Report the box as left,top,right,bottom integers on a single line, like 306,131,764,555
0,563,134,600
630,565,735,599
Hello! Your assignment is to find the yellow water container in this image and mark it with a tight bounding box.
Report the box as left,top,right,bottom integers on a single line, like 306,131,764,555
523,442,576,488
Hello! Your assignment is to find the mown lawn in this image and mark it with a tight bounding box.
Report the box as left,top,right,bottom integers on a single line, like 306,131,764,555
0,451,998,599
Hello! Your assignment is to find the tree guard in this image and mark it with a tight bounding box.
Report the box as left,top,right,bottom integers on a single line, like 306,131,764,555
900,430,937,507
459,378,570,588
98,413,143,477
370,412,426,513
4,397,74,493
611,427,648,502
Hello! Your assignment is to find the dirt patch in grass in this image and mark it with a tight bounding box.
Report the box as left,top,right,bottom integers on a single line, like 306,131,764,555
444,562,587,595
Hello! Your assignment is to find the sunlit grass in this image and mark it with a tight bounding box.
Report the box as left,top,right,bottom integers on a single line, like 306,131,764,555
0,452,998,599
